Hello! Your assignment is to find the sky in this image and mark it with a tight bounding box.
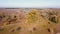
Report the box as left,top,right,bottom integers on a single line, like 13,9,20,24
0,0,60,8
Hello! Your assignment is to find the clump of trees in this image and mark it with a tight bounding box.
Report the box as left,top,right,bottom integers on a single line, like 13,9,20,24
25,9,38,23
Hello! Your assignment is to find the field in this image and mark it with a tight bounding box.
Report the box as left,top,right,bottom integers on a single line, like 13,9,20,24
0,8,60,34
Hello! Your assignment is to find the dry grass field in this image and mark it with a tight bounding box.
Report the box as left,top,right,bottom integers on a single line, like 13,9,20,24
0,8,60,34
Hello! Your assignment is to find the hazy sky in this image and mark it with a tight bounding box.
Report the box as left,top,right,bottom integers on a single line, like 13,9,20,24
0,0,60,8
